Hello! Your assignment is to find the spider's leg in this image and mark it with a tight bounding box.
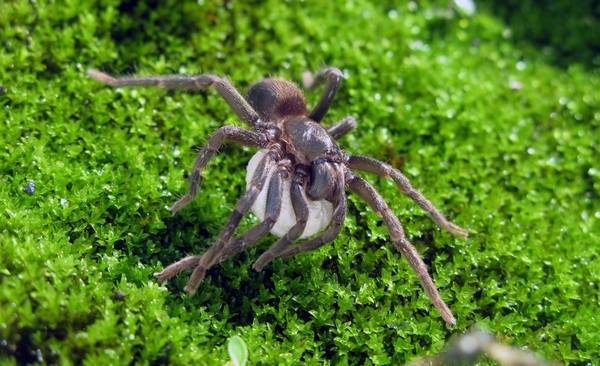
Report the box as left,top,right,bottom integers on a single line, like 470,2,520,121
88,70,261,127
182,152,276,294
303,67,343,122
153,152,271,289
274,166,346,262
217,163,289,264
347,155,468,238
251,170,309,271
346,173,456,326
154,255,200,285
171,126,265,214
276,194,346,261
327,116,357,140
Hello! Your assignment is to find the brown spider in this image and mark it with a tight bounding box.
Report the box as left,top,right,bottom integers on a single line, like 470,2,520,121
88,67,468,326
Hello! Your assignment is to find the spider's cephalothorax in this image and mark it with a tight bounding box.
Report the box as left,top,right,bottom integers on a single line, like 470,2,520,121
89,67,468,326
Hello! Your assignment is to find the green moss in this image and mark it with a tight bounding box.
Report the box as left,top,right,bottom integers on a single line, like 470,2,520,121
1,0,598,364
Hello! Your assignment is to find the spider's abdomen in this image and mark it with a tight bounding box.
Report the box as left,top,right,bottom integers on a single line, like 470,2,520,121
246,150,333,238
247,79,307,121
284,117,337,163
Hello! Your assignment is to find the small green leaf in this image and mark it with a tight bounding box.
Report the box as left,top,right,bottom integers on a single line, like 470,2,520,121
227,336,248,366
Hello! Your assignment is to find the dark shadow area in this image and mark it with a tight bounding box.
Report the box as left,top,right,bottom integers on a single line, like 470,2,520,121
482,0,600,68
108,0,210,67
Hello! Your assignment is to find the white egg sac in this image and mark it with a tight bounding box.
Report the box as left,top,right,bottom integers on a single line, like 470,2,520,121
246,150,333,238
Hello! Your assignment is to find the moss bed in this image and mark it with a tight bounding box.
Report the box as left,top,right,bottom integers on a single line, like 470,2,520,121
1,1,598,364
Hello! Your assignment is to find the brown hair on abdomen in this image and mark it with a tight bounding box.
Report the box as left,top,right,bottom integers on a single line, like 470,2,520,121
247,78,307,120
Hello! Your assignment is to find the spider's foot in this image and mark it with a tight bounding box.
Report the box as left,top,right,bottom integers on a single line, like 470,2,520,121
169,185,203,214
446,223,469,239
252,254,273,272
154,256,200,284
184,265,207,295
184,283,200,295
444,313,457,328
153,270,172,285
169,196,192,215
87,69,118,86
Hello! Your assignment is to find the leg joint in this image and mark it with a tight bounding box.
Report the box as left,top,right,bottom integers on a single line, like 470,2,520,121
262,216,278,225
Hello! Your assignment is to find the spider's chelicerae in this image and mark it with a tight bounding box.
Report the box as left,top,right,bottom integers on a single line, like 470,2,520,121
89,67,468,326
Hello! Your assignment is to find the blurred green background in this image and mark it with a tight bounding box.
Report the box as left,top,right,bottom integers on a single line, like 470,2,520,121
1,0,598,364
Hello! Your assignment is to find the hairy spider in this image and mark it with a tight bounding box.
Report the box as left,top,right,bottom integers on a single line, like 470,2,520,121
88,67,468,326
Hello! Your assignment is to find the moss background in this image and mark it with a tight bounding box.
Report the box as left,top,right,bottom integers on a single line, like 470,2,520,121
1,0,598,364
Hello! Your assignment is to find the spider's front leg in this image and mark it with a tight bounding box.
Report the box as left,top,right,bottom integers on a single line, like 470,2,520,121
154,151,273,292
170,126,265,214
346,173,456,326
249,168,310,271
216,161,291,264
88,70,261,127
268,164,347,264
348,155,468,238
274,193,346,262
183,157,285,294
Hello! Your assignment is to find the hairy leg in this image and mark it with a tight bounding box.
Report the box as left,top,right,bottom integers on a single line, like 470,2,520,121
88,70,261,127
303,67,344,122
346,173,456,326
277,194,346,260
170,126,265,214
153,151,273,290
327,116,357,140
182,153,285,294
347,155,468,238
216,163,291,264
276,166,346,260
251,169,310,271
152,255,201,286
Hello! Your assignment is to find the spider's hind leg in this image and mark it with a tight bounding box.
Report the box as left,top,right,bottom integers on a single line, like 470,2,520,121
217,163,289,265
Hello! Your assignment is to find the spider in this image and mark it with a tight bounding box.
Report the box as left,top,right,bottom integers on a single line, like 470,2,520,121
88,67,468,326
